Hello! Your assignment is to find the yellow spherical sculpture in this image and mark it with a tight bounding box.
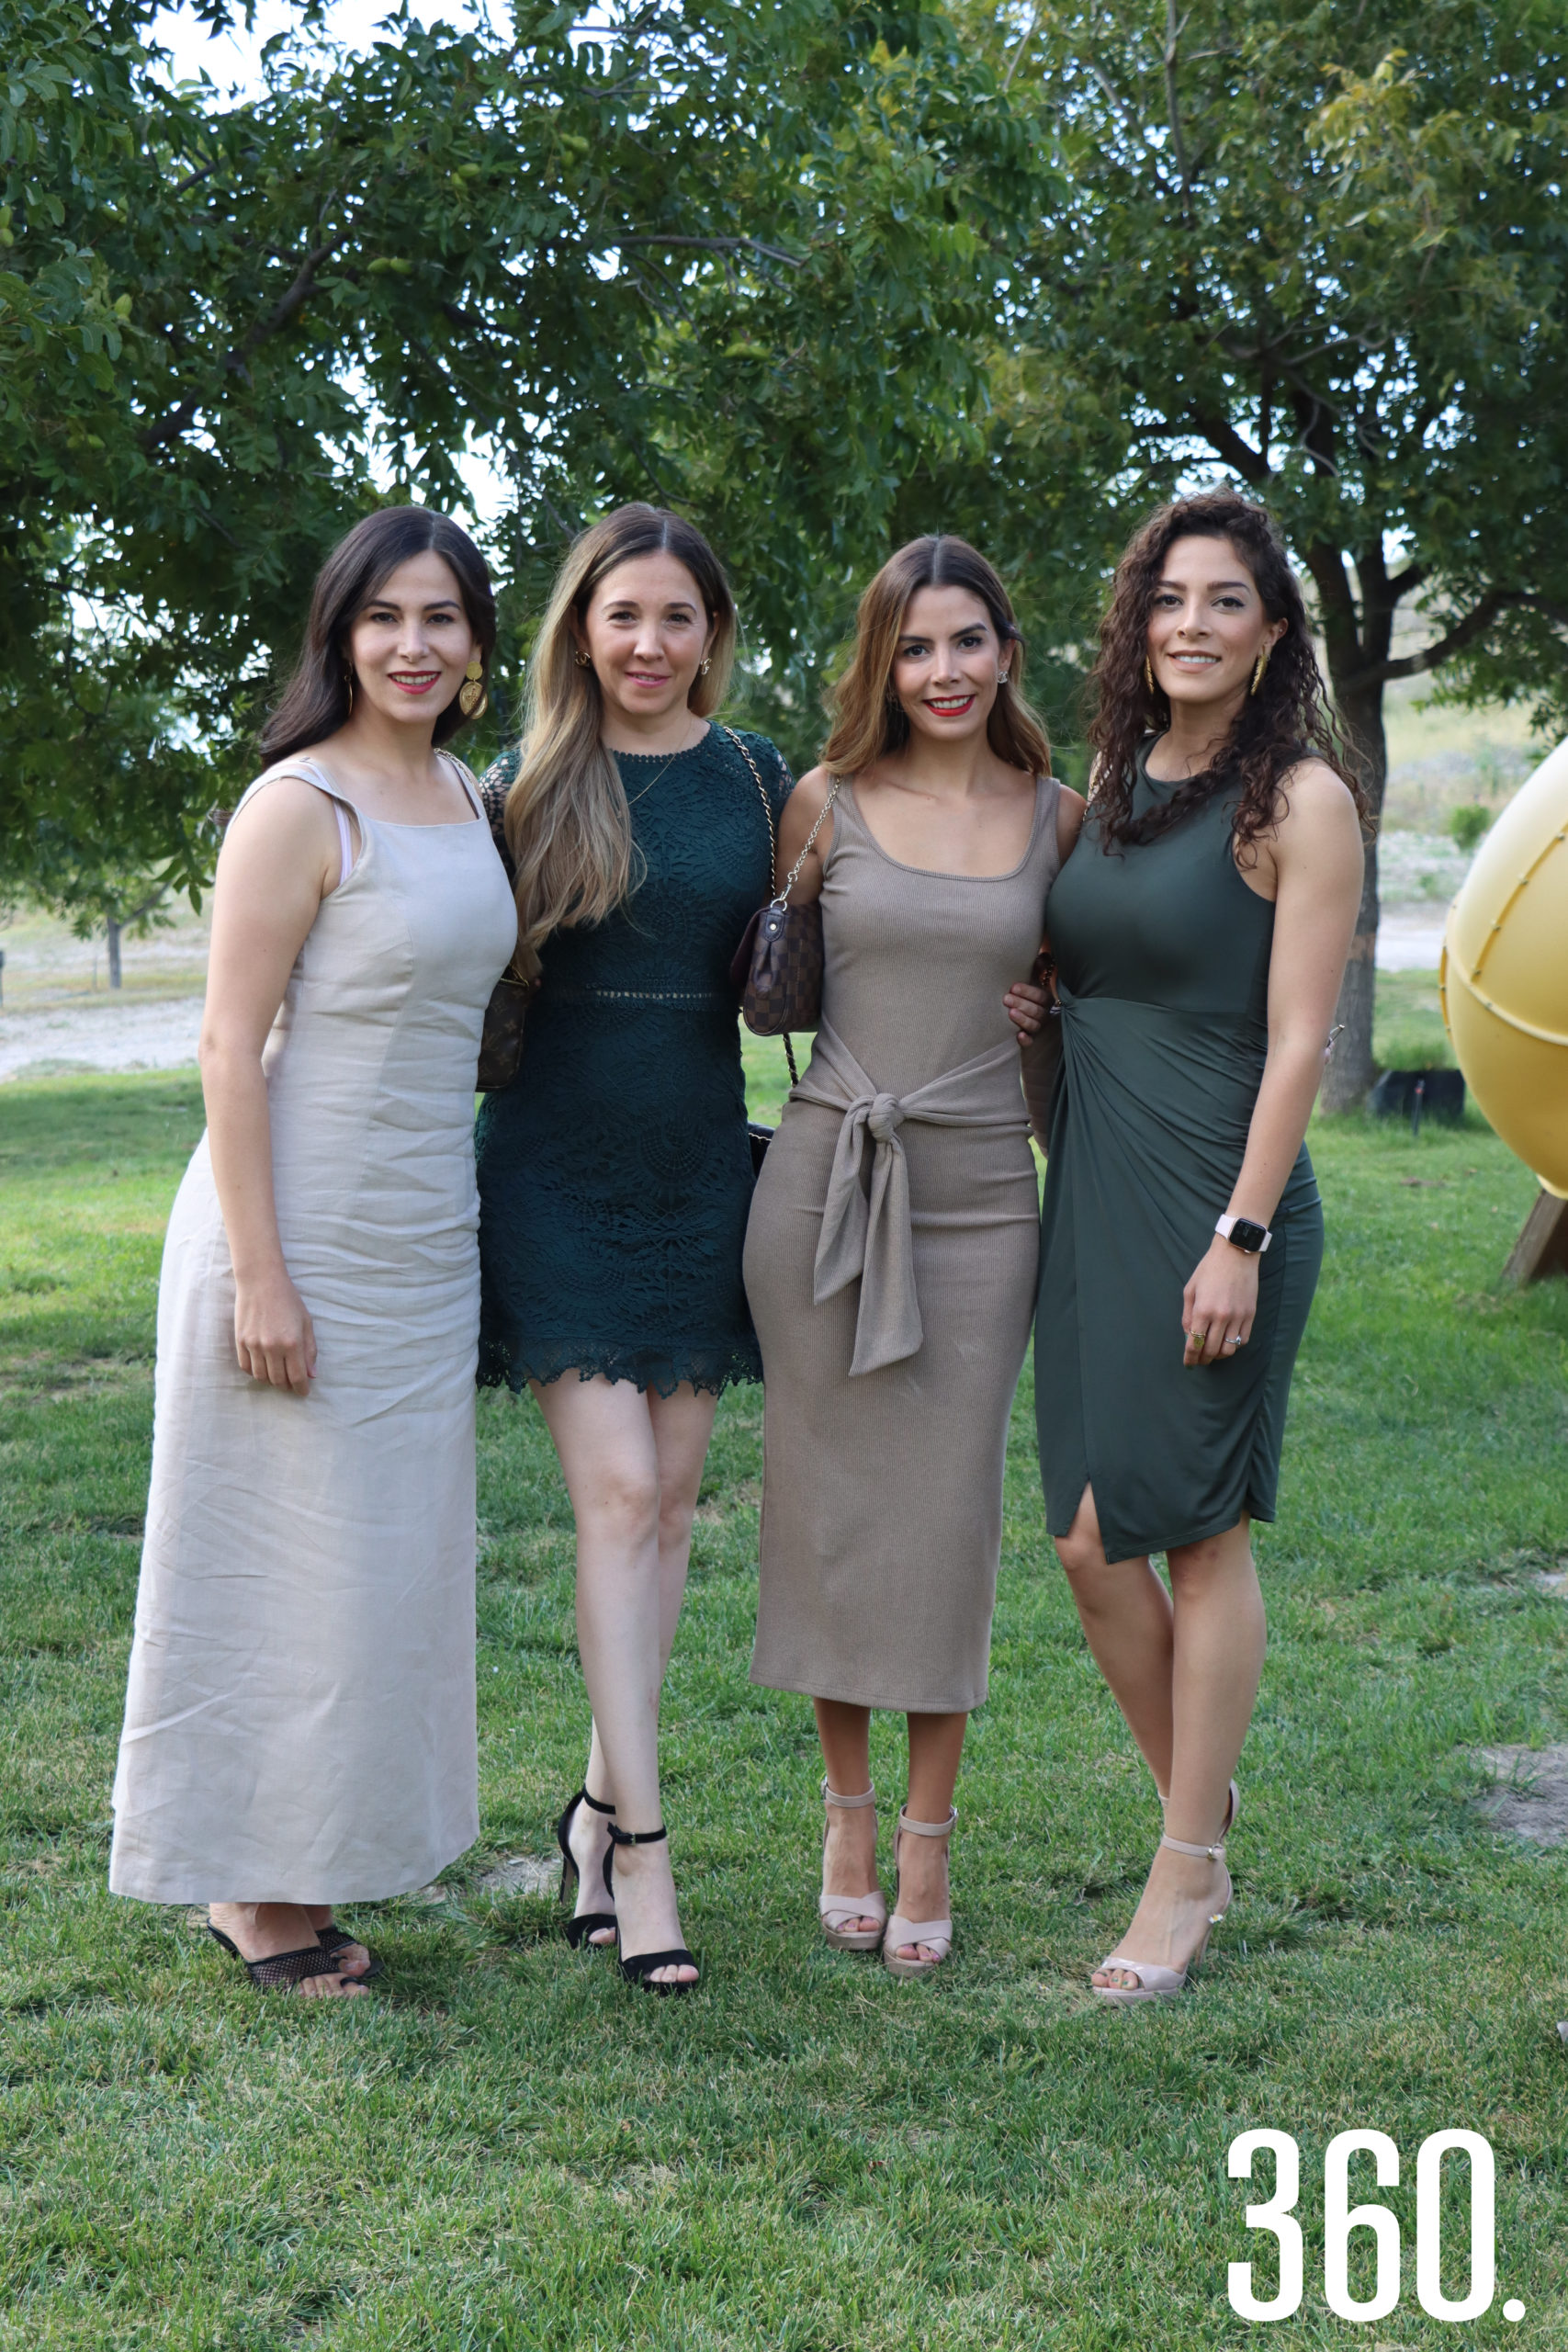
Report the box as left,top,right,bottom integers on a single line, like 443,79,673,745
1440,736,1568,1197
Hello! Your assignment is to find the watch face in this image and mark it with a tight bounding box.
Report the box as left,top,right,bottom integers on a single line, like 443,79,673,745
1228,1218,1268,1253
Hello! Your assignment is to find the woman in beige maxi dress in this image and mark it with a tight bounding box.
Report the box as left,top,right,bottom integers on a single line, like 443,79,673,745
746,535,1074,1976
110,510,516,1994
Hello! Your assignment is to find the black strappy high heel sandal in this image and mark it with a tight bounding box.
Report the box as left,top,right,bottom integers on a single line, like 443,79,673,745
315,1923,382,1981
208,1924,365,1994
604,1822,698,1995
556,1786,617,1950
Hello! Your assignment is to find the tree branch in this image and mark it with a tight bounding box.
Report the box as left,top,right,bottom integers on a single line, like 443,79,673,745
1163,0,1191,192
1190,407,1270,483
139,227,350,451
1001,3,1040,91
615,234,804,270
1340,589,1568,692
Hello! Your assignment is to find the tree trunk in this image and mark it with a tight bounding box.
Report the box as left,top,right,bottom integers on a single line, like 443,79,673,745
1319,676,1388,1112
106,917,123,991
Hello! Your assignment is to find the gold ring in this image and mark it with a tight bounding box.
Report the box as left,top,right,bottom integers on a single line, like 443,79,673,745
1190,1329,1207,1346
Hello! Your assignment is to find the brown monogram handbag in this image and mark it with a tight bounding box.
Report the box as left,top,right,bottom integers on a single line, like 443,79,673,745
727,738,839,1085
475,765,536,1093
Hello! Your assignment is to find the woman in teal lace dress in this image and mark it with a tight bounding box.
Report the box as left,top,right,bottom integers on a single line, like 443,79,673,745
476,506,789,1992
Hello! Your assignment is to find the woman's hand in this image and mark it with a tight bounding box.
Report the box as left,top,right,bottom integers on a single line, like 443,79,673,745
1181,1238,1259,1367
1004,978,1052,1039
234,1267,318,1395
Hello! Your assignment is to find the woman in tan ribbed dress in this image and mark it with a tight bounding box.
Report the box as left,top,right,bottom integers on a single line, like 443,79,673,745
746,537,1083,1975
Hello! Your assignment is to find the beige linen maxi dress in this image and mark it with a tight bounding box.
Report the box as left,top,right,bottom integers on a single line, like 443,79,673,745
109,756,517,1905
746,776,1061,1713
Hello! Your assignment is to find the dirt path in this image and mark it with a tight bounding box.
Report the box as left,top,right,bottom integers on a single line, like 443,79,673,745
0,993,205,1081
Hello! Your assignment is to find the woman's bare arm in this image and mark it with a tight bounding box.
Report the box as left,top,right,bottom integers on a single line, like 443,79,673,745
773,765,837,901
1181,759,1364,1366
200,781,344,1394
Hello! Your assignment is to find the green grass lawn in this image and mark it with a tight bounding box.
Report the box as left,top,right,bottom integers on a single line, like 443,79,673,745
2,1050,1566,2350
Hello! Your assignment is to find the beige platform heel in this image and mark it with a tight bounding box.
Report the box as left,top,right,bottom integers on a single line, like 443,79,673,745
883,1805,955,1980
1092,1809,1233,2006
818,1780,887,1951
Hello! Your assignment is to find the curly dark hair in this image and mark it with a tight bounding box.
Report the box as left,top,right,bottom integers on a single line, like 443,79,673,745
1087,488,1368,856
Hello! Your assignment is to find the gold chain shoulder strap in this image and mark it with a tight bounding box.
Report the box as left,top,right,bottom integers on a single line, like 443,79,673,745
720,723,840,901
719,723,779,873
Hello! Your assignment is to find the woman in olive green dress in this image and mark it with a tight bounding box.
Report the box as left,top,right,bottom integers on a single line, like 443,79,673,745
1036,490,1366,2002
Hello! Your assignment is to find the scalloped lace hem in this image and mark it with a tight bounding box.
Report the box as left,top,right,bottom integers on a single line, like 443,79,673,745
478,1335,762,1399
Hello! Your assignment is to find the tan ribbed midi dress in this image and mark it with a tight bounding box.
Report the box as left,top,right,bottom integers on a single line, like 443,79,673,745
745,777,1060,1714
109,756,517,1905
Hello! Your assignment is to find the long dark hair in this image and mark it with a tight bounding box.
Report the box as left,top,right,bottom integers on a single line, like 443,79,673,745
262,507,497,763
1087,489,1366,854
822,535,1053,778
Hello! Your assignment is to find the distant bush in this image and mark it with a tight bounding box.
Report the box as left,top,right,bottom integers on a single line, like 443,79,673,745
1448,803,1492,853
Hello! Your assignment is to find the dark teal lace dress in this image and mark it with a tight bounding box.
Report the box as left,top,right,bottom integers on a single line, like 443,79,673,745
475,725,791,1396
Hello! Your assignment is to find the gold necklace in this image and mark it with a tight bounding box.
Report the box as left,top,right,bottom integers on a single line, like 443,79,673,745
619,722,701,807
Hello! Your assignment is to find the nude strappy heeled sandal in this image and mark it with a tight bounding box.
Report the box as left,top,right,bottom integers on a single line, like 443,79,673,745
818,1779,887,1951
1092,1802,1234,2006
1158,1778,1238,1838
883,1804,955,1980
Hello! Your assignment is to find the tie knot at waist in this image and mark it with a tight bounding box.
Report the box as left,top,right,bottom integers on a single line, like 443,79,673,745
790,1021,1028,1378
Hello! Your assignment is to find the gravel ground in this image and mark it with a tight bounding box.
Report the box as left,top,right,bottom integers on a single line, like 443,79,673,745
0,833,1469,1079
0,994,205,1081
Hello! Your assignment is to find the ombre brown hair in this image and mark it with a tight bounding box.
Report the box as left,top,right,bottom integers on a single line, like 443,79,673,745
1087,488,1366,854
262,506,495,763
504,503,738,980
822,536,1053,778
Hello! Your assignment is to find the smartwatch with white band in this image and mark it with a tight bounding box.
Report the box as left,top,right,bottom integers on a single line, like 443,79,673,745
1216,1213,1271,1255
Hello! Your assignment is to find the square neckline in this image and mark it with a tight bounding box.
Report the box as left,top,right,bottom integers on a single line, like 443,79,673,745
292,751,485,830
843,774,1051,883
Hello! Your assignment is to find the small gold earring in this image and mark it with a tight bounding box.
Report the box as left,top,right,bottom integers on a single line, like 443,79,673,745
574,648,592,669
699,654,712,676
457,655,487,720
1250,644,1272,696
1144,656,1155,697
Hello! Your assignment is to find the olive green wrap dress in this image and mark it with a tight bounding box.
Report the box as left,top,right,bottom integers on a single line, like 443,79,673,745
1034,746,1324,1561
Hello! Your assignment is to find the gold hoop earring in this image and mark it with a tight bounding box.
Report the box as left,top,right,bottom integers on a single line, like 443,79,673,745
457,655,487,720
698,654,712,676
1144,656,1155,697
1250,644,1272,696
573,648,592,670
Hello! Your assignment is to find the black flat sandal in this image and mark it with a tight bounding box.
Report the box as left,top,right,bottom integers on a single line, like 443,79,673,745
605,1823,698,1995
557,1786,617,1951
207,1924,367,1994
316,1924,382,1981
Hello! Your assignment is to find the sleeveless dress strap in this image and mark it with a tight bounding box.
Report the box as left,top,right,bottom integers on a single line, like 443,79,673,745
236,756,361,885
438,751,485,821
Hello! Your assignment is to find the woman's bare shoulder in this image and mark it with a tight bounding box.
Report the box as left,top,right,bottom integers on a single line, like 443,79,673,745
785,763,838,817
1277,754,1359,816
1055,782,1087,832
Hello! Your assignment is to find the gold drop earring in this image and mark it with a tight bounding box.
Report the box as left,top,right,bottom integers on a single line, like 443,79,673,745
1144,656,1156,697
1249,643,1272,695
344,664,356,715
698,654,712,676
458,655,487,719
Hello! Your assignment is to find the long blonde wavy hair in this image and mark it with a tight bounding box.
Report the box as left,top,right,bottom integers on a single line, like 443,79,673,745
822,535,1053,779
505,504,738,978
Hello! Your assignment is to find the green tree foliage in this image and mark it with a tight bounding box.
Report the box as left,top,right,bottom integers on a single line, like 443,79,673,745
0,0,1048,913
976,0,1568,1100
